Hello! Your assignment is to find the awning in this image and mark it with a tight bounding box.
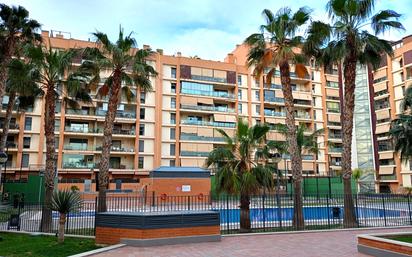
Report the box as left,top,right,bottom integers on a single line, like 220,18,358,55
376,109,390,120
326,88,340,97
197,98,213,105
379,166,394,175
373,68,387,80
376,123,391,134
214,114,226,122
197,143,213,152
180,126,194,133
374,82,387,92
180,96,198,105
198,127,214,137
225,115,237,123
191,67,202,76
328,114,341,123
214,70,226,79
379,152,393,159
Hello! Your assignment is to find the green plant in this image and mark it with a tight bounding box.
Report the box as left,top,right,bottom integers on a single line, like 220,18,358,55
205,119,273,232
48,190,83,243
245,6,311,231
70,185,80,192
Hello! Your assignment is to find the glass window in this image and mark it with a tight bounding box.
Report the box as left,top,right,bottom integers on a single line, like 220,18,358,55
170,143,175,155
170,159,176,167
138,140,144,152
256,104,260,114
140,92,146,104
237,75,242,85
24,117,32,130
139,124,145,136
255,91,260,101
138,156,144,169
170,128,175,139
171,97,176,108
171,67,177,78
238,90,242,100
22,154,29,168
171,83,176,93
23,137,31,149
170,113,176,124
326,81,339,88
140,108,145,119
238,103,242,113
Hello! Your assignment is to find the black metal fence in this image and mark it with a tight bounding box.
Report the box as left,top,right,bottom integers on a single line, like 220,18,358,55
1,193,412,236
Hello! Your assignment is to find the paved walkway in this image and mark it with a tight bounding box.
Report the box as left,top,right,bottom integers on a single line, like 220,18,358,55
92,227,412,257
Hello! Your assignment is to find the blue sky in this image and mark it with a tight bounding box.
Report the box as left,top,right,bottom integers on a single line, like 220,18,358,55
4,0,412,60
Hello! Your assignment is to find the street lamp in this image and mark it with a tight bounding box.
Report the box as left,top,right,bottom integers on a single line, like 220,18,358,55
0,151,8,194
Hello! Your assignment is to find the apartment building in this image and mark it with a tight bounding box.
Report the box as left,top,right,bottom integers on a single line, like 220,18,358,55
1,30,411,193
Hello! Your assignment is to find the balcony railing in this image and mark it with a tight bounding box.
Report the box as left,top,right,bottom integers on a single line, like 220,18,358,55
327,121,341,127
0,123,19,130
96,109,136,118
281,154,315,160
66,109,93,115
180,151,210,157
181,89,235,99
328,134,342,139
63,145,90,151
62,162,96,169
295,113,311,119
95,146,135,152
112,128,135,135
327,108,340,113
65,126,100,133
180,133,225,142
180,104,235,113
181,119,236,128
264,110,285,117
264,96,285,103
329,148,343,153
190,75,228,84
378,145,393,152
380,174,397,181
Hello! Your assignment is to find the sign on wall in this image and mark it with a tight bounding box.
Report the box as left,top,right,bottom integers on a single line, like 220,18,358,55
182,185,191,192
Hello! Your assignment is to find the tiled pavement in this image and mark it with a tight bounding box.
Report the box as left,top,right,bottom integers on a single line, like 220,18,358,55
91,227,412,257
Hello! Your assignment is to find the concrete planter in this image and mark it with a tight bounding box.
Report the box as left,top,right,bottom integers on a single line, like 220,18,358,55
358,232,412,257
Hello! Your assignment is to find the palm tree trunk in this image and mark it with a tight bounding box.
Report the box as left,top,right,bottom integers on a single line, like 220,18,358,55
0,92,16,152
58,213,66,243
41,85,56,232
279,60,304,230
341,54,357,228
239,193,251,232
98,71,122,212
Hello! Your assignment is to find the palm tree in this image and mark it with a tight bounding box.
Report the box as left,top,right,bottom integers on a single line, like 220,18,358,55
205,119,273,232
0,58,42,152
305,0,404,228
25,44,91,232
352,168,363,193
78,27,157,212
49,189,83,243
0,4,41,105
245,7,311,231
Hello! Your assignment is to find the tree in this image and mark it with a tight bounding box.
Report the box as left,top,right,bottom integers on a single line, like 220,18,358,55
25,44,91,232
245,7,311,231
352,168,363,193
49,190,83,243
305,0,404,228
0,4,41,106
205,119,273,232
78,27,157,212
0,58,42,152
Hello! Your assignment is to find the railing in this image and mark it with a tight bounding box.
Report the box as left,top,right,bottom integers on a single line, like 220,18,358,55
180,104,235,113
264,110,285,117
95,146,135,152
180,133,225,142
327,109,340,113
0,124,19,130
181,89,235,99
180,151,210,157
190,74,229,84
65,127,99,133
62,162,96,169
329,148,343,153
181,119,236,128
96,109,136,118
2,193,412,236
63,145,90,151
264,97,285,103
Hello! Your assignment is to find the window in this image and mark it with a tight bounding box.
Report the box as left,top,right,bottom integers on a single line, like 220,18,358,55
238,103,242,113
171,97,176,108
140,92,146,104
171,83,176,93
171,67,177,78
237,75,242,85
140,108,145,119
139,124,145,136
255,91,260,101
170,128,175,139
238,90,242,100
256,104,260,114
24,117,32,130
170,143,175,155
170,113,176,124
22,154,29,168
138,140,144,152
23,137,31,149
170,159,176,167
326,81,339,88
138,156,144,169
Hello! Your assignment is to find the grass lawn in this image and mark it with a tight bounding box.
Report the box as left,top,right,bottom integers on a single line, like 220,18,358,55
387,235,412,244
0,232,100,257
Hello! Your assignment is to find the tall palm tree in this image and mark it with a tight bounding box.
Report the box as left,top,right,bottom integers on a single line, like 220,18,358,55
245,7,311,230
25,44,91,232
0,58,42,152
305,0,404,228
391,86,412,163
78,27,157,211
0,4,41,105
205,119,274,232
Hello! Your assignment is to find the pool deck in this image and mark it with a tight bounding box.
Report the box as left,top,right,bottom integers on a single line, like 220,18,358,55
90,227,412,257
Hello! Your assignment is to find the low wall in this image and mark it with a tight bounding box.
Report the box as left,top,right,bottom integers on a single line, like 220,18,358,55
358,232,412,257
95,211,220,245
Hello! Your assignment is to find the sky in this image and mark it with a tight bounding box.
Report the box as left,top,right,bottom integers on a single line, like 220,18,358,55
4,0,412,61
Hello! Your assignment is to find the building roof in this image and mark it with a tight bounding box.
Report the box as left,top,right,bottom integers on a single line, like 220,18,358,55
150,166,210,178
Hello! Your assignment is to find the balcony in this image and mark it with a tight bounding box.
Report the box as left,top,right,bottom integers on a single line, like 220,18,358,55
0,123,19,130
65,126,100,134
190,74,228,84
329,147,343,153
264,96,285,103
379,174,397,181
63,145,90,151
180,104,235,113
328,133,342,139
327,121,341,127
180,151,210,157
181,119,235,128
112,128,135,135
181,89,235,99
373,76,387,84
295,113,311,119
96,109,136,118
264,110,285,117
66,109,93,115
281,154,315,160
326,108,340,113
378,145,393,152
95,145,135,152
62,162,96,169
180,133,225,142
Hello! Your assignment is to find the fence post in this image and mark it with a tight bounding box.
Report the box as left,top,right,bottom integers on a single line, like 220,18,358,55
226,195,229,233
408,194,412,225
328,177,332,200
151,191,155,207
382,194,387,227
354,194,359,228
326,196,331,229
277,193,282,229
94,197,98,236
262,193,266,232
187,196,191,211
